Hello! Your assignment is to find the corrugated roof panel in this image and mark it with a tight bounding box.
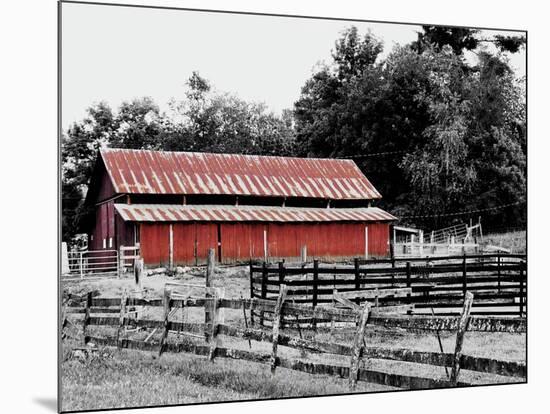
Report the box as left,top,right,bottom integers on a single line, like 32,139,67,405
114,204,397,223
101,149,382,200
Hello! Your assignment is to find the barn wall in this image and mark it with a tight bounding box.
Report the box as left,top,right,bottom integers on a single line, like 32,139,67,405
140,223,170,267
89,200,116,250
136,220,391,267
173,223,196,265
367,222,390,257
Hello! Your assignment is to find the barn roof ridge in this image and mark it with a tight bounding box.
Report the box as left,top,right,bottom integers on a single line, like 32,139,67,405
98,148,382,200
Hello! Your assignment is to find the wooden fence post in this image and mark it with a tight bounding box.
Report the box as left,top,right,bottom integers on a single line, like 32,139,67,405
450,291,474,386
134,258,144,291
301,245,307,264
159,288,171,357
519,261,525,317
208,291,220,361
312,260,319,331
271,284,288,374
116,290,128,349
205,248,215,341
349,303,370,388
118,245,125,278
406,262,412,307
260,261,268,326
462,254,467,298
249,261,255,326
354,258,360,305
497,253,501,293
82,291,92,344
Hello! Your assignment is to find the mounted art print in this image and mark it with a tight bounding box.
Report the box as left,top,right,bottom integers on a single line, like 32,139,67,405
59,1,527,412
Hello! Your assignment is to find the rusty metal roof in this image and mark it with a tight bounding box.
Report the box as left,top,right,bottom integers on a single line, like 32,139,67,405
100,149,381,200
114,204,396,223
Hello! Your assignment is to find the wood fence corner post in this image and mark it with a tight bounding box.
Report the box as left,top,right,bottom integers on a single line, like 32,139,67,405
208,291,220,361
248,261,255,326
82,291,92,345
159,288,171,357
462,254,467,298
271,284,288,374
450,291,474,386
205,248,215,341
349,303,370,389
116,290,128,349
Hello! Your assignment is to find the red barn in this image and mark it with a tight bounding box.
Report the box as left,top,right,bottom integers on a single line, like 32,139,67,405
83,149,396,267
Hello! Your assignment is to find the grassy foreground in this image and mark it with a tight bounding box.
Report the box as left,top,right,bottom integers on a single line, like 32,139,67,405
61,340,390,412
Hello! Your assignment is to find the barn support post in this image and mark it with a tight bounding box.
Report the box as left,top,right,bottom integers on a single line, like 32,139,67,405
450,292,474,386
204,248,215,342
263,228,268,262
364,226,369,260
168,224,174,270
300,245,307,264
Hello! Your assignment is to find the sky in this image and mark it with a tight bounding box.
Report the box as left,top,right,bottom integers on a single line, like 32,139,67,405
61,2,526,130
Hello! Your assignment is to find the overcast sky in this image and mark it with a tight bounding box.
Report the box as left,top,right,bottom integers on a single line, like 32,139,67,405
62,2,526,130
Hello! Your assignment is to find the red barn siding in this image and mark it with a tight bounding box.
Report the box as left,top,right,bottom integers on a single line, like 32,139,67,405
367,222,390,257
140,223,170,266
173,223,196,265
127,221,390,267
195,223,218,265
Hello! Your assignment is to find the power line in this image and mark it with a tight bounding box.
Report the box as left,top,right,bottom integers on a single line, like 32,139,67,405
336,150,408,159
399,200,526,219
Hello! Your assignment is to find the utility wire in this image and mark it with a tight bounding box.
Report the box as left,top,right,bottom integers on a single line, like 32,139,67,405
399,200,525,219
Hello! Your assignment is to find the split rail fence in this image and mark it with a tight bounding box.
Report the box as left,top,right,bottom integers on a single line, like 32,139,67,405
63,287,526,391
250,254,527,318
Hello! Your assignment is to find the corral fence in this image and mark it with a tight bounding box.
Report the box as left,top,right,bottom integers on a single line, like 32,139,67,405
250,254,527,318
64,250,119,280
63,285,526,391
63,244,141,280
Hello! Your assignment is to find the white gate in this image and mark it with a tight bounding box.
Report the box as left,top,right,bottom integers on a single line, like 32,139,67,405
64,249,119,280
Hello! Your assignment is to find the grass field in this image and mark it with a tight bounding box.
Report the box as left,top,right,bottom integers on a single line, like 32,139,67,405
483,230,526,254
61,249,526,412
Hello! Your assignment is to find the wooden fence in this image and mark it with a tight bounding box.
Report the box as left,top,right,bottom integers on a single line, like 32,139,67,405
63,287,526,391
250,254,527,317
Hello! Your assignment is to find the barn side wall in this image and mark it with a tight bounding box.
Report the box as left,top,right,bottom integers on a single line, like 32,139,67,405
88,200,116,251
137,221,391,267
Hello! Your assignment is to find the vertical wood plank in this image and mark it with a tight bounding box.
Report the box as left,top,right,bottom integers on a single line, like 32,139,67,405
270,285,288,374
450,291,474,385
312,260,319,331
249,261,255,326
354,258,360,305
116,290,128,349
260,261,267,326
205,248,215,340
462,254,467,297
159,288,171,357
82,291,92,344
208,291,219,361
349,303,370,388
519,261,525,317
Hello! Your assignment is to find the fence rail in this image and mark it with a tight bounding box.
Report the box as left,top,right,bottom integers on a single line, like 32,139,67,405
250,254,527,317
64,287,525,391
64,250,119,279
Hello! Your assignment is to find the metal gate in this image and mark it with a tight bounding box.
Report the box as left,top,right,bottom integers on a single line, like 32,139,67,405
64,250,119,280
